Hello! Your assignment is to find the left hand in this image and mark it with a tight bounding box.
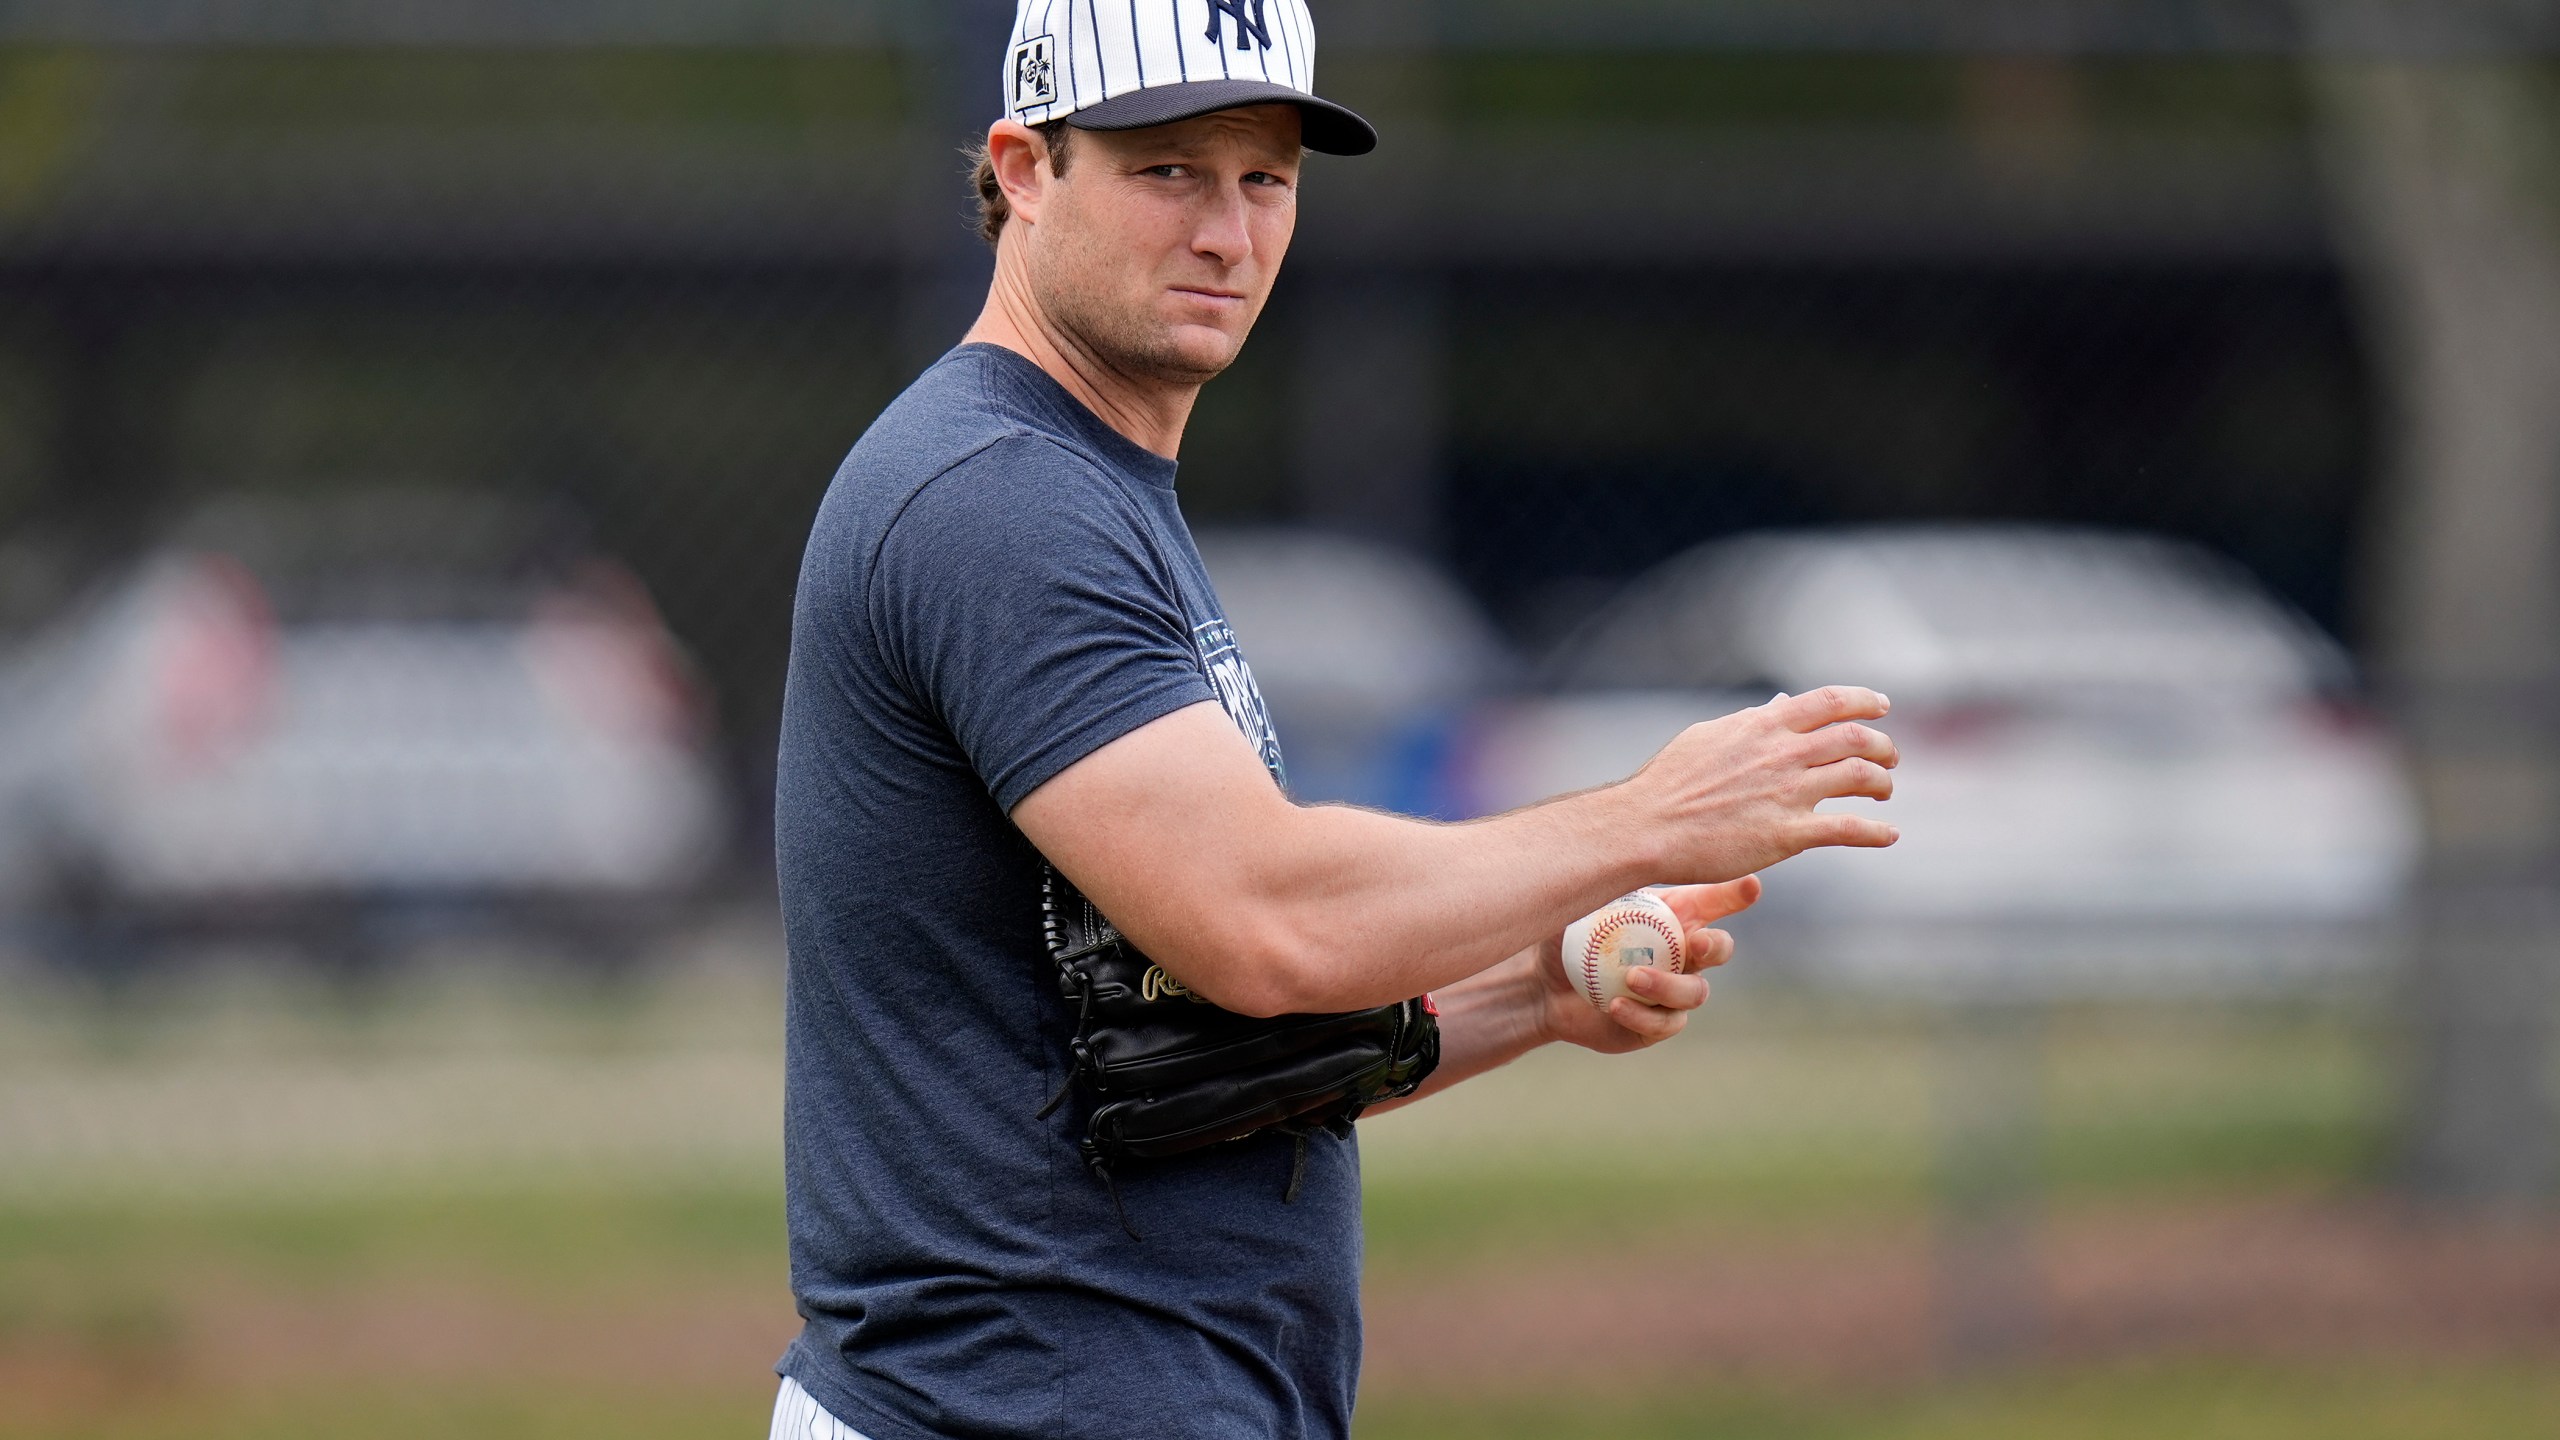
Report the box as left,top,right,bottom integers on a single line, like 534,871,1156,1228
1533,876,1761,1054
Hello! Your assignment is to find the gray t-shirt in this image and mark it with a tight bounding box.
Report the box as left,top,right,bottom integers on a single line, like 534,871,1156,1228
774,344,1357,1440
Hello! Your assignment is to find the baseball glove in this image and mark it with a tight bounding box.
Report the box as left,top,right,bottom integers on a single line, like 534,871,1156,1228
1035,864,1440,1236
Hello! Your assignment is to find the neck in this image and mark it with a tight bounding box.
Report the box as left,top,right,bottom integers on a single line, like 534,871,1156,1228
962,254,1199,460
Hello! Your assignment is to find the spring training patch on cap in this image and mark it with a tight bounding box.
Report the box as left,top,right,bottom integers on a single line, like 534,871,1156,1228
1012,35,1059,110
1001,0,1377,156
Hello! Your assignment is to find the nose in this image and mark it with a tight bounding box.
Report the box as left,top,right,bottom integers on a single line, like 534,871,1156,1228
1191,182,1253,268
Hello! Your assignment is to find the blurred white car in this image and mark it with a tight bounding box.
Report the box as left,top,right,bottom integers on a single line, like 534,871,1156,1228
0,494,729,970
1457,526,2423,996
1198,528,1512,815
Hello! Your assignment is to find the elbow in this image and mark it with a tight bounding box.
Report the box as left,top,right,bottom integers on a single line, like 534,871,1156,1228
1194,918,1327,1019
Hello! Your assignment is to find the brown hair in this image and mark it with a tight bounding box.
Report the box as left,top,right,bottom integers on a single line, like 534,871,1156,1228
969,120,1075,248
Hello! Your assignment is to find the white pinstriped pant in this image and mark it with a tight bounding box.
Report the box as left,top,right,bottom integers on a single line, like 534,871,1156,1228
770,1376,878,1440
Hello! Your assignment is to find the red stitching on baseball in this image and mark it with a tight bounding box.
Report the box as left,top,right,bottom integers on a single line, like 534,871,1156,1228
1577,906,1680,1010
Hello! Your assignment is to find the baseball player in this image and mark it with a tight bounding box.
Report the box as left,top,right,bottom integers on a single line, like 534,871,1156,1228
770,3,1899,1436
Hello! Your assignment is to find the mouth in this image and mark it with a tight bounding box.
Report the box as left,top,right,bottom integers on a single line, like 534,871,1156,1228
1169,286,1249,305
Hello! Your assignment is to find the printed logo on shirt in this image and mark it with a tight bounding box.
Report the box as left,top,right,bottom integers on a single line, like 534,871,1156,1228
1192,618,1284,784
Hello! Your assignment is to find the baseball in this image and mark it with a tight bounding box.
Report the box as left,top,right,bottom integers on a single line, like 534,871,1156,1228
1560,891,1687,1011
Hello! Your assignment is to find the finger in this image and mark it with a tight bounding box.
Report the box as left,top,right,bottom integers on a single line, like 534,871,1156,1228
1605,995,1691,1043
1803,756,1893,803
1798,721,1898,770
1682,926,1736,971
1793,812,1900,850
1624,964,1708,1010
1771,685,1891,734
1658,875,1761,927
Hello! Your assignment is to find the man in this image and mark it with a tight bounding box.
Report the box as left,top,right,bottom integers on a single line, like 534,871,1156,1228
771,3,1900,1436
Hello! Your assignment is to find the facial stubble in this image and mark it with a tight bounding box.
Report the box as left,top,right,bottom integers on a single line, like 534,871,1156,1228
1033,192,1256,390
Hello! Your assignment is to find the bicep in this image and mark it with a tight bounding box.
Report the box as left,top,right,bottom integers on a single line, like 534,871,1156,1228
1011,700,1304,1008
876,451,1208,812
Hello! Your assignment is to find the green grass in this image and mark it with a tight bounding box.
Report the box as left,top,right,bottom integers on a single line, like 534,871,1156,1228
0,990,2438,1440
1358,1362,2560,1440
1358,1003,2387,1263
1365,1149,1932,1262
0,1000,2395,1298
3,1384,768,1440
0,1183,782,1292
10,1362,2558,1440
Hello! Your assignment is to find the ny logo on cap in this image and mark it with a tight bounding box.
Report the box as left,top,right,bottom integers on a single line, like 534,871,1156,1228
1204,0,1271,52
1012,35,1057,107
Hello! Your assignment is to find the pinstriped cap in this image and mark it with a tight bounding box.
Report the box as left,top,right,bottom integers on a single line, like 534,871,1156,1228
1002,0,1377,156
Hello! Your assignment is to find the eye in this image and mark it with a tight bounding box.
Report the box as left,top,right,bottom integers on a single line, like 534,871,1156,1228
1244,170,1292,189
1144,164,1188,179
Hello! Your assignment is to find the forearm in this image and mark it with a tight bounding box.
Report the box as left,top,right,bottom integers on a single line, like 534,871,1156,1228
1362,949,1550,1117
1222,791,1658,1015
1016,689,1897,1019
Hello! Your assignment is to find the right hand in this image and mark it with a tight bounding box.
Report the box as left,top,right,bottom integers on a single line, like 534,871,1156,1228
1532,876,1760,1054
1622,685,1900,884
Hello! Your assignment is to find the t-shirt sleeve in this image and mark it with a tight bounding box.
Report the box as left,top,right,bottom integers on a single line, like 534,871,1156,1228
870,436,1216,813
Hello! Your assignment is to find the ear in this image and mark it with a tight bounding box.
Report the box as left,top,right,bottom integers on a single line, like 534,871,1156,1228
986,120,1060,229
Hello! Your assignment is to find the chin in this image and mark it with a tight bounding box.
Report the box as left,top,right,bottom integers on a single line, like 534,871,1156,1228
1135,327,1243,384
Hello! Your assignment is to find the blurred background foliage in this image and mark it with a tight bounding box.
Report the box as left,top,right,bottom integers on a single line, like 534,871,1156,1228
2,1,2557,1437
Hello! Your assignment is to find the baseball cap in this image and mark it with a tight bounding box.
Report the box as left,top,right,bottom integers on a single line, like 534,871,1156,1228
1002,0,1378,157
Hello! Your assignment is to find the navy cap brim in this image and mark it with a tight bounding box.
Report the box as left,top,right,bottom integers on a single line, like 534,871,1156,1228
1064,79,1377,157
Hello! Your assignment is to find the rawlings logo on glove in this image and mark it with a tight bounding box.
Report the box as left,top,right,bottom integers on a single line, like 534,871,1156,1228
1035,863,1440,1237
